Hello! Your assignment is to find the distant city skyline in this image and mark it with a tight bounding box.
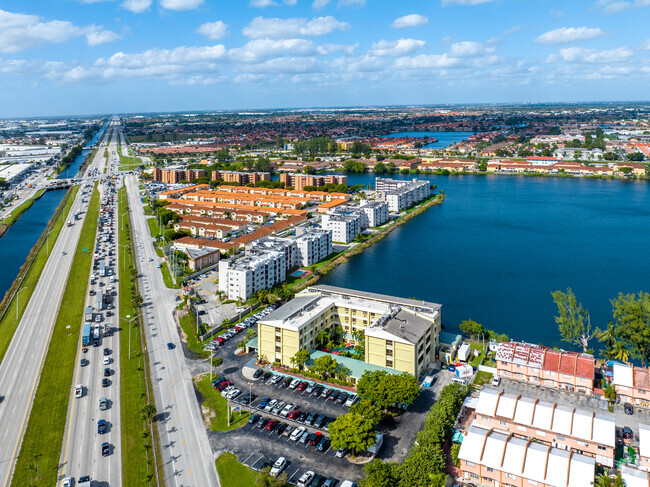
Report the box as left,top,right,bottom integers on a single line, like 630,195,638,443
2,0,650,117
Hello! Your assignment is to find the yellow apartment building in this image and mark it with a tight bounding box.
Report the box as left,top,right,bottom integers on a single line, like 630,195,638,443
257,285,441,379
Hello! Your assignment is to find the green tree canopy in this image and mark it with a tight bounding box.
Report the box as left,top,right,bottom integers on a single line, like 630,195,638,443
360,459,400,487
357,371,419,409
551,288,593,352
611,291,650,366
329,411,377,454
291,349,310,370
459,319,485,339
312,354,338,378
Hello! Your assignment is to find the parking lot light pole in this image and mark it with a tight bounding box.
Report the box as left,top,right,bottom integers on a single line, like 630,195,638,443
248,382,253,413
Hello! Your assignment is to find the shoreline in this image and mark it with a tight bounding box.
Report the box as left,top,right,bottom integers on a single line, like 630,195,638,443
0,189,46,239
292,193,445,293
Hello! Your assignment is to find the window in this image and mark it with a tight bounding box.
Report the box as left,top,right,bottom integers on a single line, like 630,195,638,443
386,359,393,367
598,445,607,451
486,467,494,473
469,473,478,480
386,340,393,346
386,349,393,357
275,346,281,352
499,421,507,426
556,435,565,442
506,473,517,480
577,440,588,447
482,477,493,483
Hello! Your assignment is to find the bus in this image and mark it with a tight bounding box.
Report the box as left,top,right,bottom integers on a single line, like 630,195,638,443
82,323,92,346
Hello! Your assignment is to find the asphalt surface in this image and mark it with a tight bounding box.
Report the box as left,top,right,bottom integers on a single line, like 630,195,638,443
0,125,113,487
125,174,220,487
59,124,123,486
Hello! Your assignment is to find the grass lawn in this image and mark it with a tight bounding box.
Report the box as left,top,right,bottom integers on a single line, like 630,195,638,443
196,375,250,431
12,185,99,487
119,153,141,170
0,187,78,366
473,370,493,388
118,186,160,486
215,452,256,487
178,312,210,358
160,261,180,289
1,189,45,226
145,216,162,238
470,354,483,368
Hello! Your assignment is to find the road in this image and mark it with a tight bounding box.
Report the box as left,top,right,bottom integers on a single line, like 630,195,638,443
125,174,219,487
0,126,113,487
59,126,123,485
0,169,52,221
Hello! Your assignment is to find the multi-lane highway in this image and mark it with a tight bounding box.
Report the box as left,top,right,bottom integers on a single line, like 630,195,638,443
0,126,113,487
125,174,219,487
59,128,123,486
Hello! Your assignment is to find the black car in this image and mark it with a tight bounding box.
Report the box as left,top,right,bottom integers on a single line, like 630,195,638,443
102,378,110,387
248,414,261,425
314,415,328,429
101,442,110,456
305,412,317,426
623,427,633,439
624,403,634,415
81,359,89,367
104,368,111,377
308,432,322,445
316,437,330,451
328,390,340,401
98,419,107,434
257,418,270,429
276,423,288,435
308,475,325,487
337,392,348,404
298,411,309,423
282,377,292,387
253,369,264,379
312,386,323,396
103,348,111,356
262,372,273,382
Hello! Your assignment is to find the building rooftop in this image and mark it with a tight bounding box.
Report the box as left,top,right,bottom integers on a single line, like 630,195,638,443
308,351,402,380
365,308,433,345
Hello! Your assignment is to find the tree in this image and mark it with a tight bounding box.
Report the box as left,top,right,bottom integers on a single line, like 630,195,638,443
397,444,445,487
428,472,448,487
351,399,382,425
614,341,630,364
361,459,400,487
596,321,618,360
329,412,377,454
374,162,387,174
312,354,338,378
342,159,368,173
357,371,419,409
604,383,617,405
459,319,485,339
291,349,310,370
551,288,593,352
611,292,650,366
592,472,626,487
303,165,316,174
140,403,157,422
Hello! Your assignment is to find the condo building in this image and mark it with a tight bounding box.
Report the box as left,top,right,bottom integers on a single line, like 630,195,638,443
256,285,441,378
375,177,430,212
279,173,347,191
321,210,363,243
358,201,389,227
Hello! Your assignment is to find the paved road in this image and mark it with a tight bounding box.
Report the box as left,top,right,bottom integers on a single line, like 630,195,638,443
0,169,53,220
0,126,114,487
59,124,123,486
125,174,220,487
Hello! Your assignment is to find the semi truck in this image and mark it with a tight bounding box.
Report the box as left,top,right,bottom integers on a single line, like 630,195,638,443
99,261,106,277
85,306,94,322
82,323,92,346
95,290,104,311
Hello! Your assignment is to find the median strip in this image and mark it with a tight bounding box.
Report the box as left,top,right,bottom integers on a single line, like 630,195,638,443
11,185,99,487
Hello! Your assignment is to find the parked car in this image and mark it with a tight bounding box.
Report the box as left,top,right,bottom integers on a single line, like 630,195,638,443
491,375,501,387
314,414,327,429
248,414,261,425
337,392,348,404
270,375,283,385
335,447,349,458
308,432,323,445
290,426,306,441
280,403,295,417
281,377,292,388
320,388,332,399
305,412,317,426
283,425,294,437
276,423,288,435
306,383,316,394
623,427,633,439
309,475,326,487
264,399,277,412
298,411,309,423
323,478,338,487
257,418,270,429
317,437,330,451
289,378,301,389
272,401,285,415
299,430,310,444
312,386,323,396
262,372,273,382
625,403,634,415
266,419,279,431
259,397,271,409
297,471,315,487
328,390,340,401
344,394,358,407
221,386,235,397
253,369,264,379
297,381,309,391
270,457,287,477
288,409,301,420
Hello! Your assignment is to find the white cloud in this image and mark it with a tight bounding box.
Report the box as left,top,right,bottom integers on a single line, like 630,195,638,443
338,0,365,6
250,0,277,6
242,16,350,39
0,9,121,52
391,14,428,29
121,0,152,13
504,25,523,35
86,27,122,46
641,39,650,50
197,21,228,40
229,38,318,63
394,53,459,69
534,27,605,45
448,40,495,57
330,55,388,72
547,46,633,63
369,39,426,57
441,0,495,5
312,0,330,8
160,0,204,10
549,8,564,17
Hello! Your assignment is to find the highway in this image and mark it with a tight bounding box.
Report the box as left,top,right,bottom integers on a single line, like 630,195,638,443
59,127,123,486
0,125,113,487
125,174,220,487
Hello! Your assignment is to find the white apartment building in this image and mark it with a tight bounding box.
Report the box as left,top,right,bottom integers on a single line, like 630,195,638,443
294,228,332,266
358,201,389,227
375,178,430,213
321,211,362,243
218,249,287,300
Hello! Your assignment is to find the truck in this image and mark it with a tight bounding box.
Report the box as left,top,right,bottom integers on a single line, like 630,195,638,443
99,261,106,277
92,325,100,344
85,306,94,322
367,433,384,456
423,375,436,387
96,290,104,311
82,323,92,346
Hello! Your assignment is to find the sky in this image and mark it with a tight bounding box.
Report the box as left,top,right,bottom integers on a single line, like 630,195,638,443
1,0,650,117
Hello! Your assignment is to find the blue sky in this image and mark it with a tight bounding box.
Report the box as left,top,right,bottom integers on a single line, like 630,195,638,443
1,0,650,117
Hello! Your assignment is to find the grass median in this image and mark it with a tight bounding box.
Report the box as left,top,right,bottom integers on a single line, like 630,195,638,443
0,186,78,366
196,375,250,432
118,186,162,486
215,452,256,487
12,185,99,487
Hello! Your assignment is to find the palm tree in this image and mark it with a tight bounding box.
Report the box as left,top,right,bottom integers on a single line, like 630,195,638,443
604,383,617,405
596,321,618,360
317,330,328,349
614,342,630,364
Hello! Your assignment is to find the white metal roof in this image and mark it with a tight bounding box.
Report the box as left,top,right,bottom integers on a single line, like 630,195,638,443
523,441,549,483
621,465,650,487
495,394,518,420
457,425,487,463
475,388,501,416
567,452,596,487
550,405,573,436
639,424,650,459
613,362,635,388
513,396,536,425
592,414,616,447
546,448,570,487
481,431,508,469
532,402,554,430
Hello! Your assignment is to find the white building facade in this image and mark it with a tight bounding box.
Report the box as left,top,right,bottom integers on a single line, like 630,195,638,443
321,211,362,243
358,201,389,227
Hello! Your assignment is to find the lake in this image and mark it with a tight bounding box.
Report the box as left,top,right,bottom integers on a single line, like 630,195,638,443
320,173,650,348
383,131,476,149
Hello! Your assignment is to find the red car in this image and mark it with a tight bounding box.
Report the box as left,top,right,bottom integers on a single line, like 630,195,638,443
214,380,231,391
288,409,301,420
265,419,278,431
214,337,225,345
297,381,308,391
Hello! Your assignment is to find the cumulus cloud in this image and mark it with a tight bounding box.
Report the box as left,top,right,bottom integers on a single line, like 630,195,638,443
249,0,298,6
391,14,429,29
441,0,495,5
197,21,228,40
339,0,365,5
121,0,152,13
230,38,318,63
242,16,350,39
312,0,330,8
0,9,120,52
547,46,633,63
160,0,204,10
448,40,495,57
535,27,605,45
369,39,426,57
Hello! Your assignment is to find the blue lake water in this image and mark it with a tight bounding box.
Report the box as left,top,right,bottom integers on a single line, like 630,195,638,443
320,173,650,348
383,131,476,149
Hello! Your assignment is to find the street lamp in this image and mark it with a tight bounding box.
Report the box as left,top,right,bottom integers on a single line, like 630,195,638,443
45,227,55,255
16,287,26,321
119,244,129,271
121,314,138,359
121,210,129,231
248,381,253,413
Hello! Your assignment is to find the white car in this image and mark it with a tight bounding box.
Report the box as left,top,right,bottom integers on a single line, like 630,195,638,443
61,477,73,487
280,403,295,417
220,386,235,397
103,356,111,365
289,379,301,389
270,457,286,477
491,375,501,386
226,389,241,400
264,399,277,412
290,426,305,441
74,385,83,398
297,471,315,487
